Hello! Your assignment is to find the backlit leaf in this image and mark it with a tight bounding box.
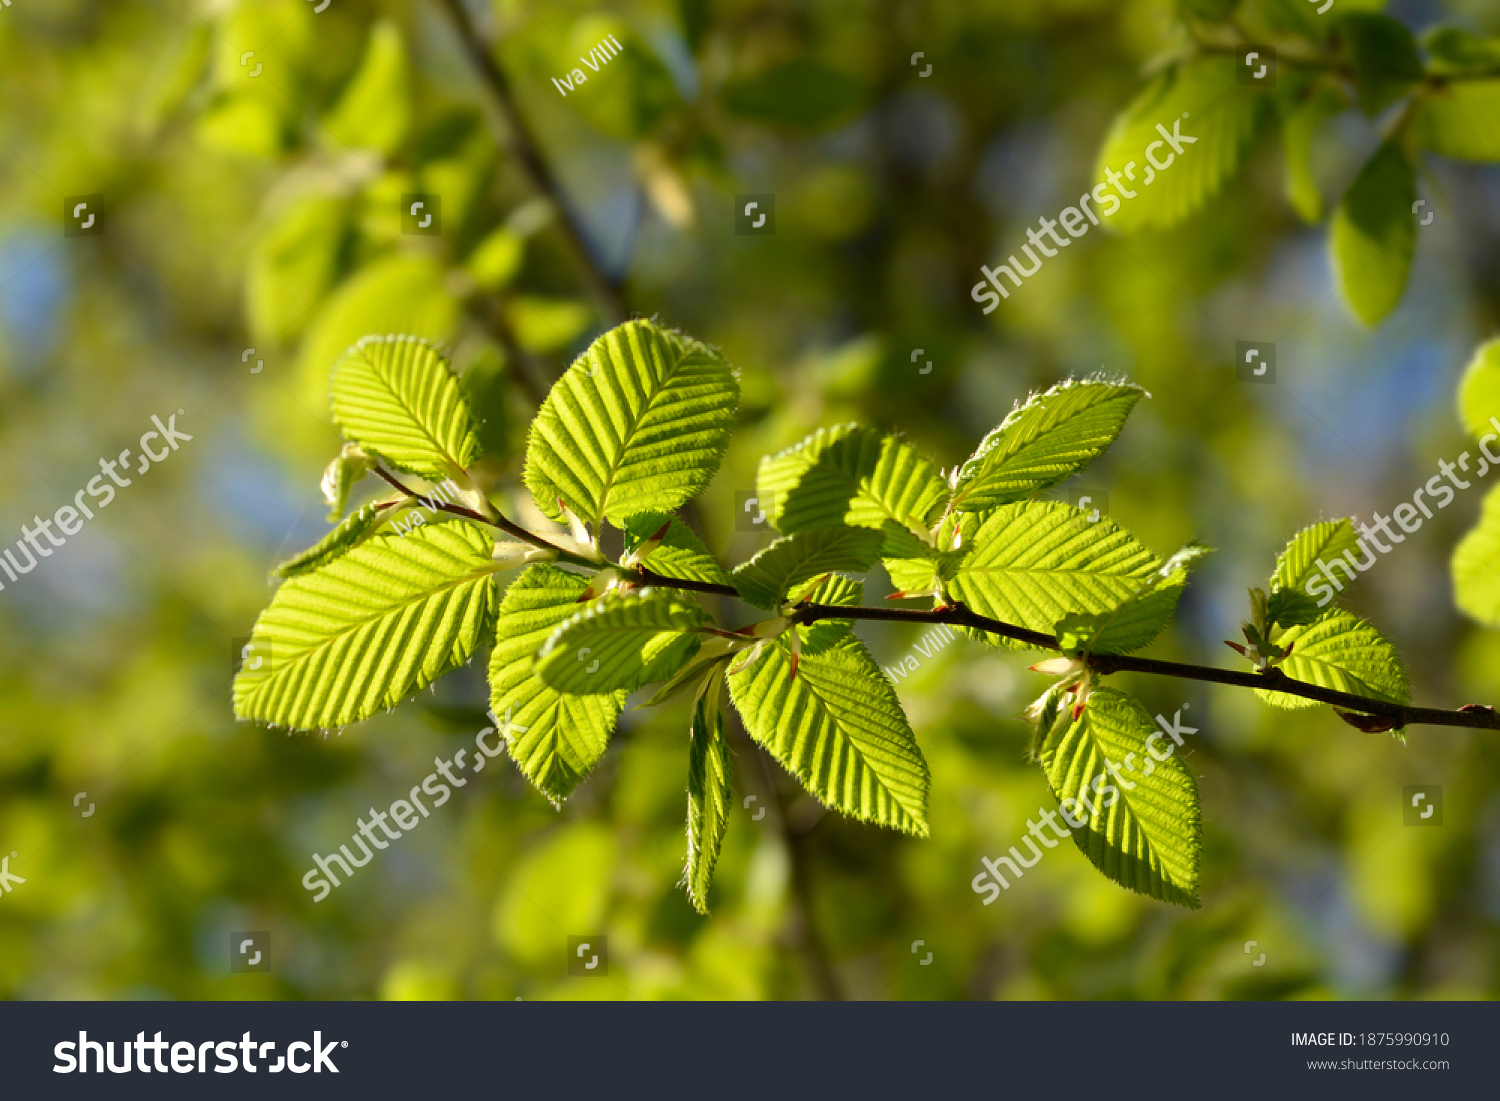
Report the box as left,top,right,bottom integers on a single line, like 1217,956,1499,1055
234,522,499,730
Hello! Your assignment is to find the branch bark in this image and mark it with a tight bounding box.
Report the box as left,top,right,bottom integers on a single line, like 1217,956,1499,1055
374,475,1500,732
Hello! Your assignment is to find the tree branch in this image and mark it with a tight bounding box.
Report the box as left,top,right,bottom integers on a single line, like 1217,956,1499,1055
791,601,1500,732
412,487,1500,733
435,0,627,325
370,465,602,570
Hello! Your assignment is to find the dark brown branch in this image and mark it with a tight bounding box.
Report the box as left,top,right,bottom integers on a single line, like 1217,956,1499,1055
401,480,1500,733
791,601,1500,732
435,0,627,325
371,465,601,568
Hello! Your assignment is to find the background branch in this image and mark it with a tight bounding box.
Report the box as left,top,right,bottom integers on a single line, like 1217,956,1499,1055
436,0,627,325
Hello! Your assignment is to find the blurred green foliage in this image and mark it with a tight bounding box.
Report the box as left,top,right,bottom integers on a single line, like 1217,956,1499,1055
4,0,1500,1001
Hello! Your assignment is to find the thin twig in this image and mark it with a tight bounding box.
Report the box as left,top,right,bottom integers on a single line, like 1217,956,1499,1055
380,461,1500,732
371,465,600,568
792,601,1500,732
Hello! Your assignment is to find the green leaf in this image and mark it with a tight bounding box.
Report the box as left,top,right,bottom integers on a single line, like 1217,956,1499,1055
273,501,396,578
1250,0,1326,41
322,19,411,155
296,254,461,422
508,296,592,354
622,512,729,586
1266,587,1323,629
1417,80,1500,162
1281,84,1348,222
1422,27,1500,77
331,336,481,480
1272,518,1362,598
246,195,349,347
1038,687,1201,908
882,548,951,595
523,320,739,529
487,565,627,804
466,227,524,291
684,672,732,914
1092,57,1270,233
727,636,929,836
1338,12,1424,115
950,379,1145,514
730,528,884,610
1256,609,1411,710
320,445,372,521
1459,338,1500,441
1453,485,1500,627
796,573,863,655
562,16,680,140
234,522,499,730
1330,141,1417,326
1052,543,1211,656
756,424,948,538
720,59,865,132
948,501,1166,650
535,588,709,694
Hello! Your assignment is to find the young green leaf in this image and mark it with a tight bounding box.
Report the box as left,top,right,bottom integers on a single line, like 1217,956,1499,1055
622,512,729,586
756,424,947,537
1051,543,1211,656
882,548,951,596
1338,12,1424,115
235,522,499,730
948,501,1165,649
1415,81,1500,162
684,672,732,914
1422,27,1500,76
795,573,863,655
523,319,739,529
320,444,372,521
488,564,627,805
1255,608,1411,710
330,335,481,479
1458,338,1500,440
1281,83,1348,222
727,636,930,836
1331,142,1417,326
246,195,349,348
535,589,709,694
296,254,460,423
321,18,411,155
1272,518,1361,598
949,379,1145,514
730,527,884,610
273,500,397,578
1452,485,1500,627
1092,57,1269,233
1266,587,1323,629
1038,687,1201,908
